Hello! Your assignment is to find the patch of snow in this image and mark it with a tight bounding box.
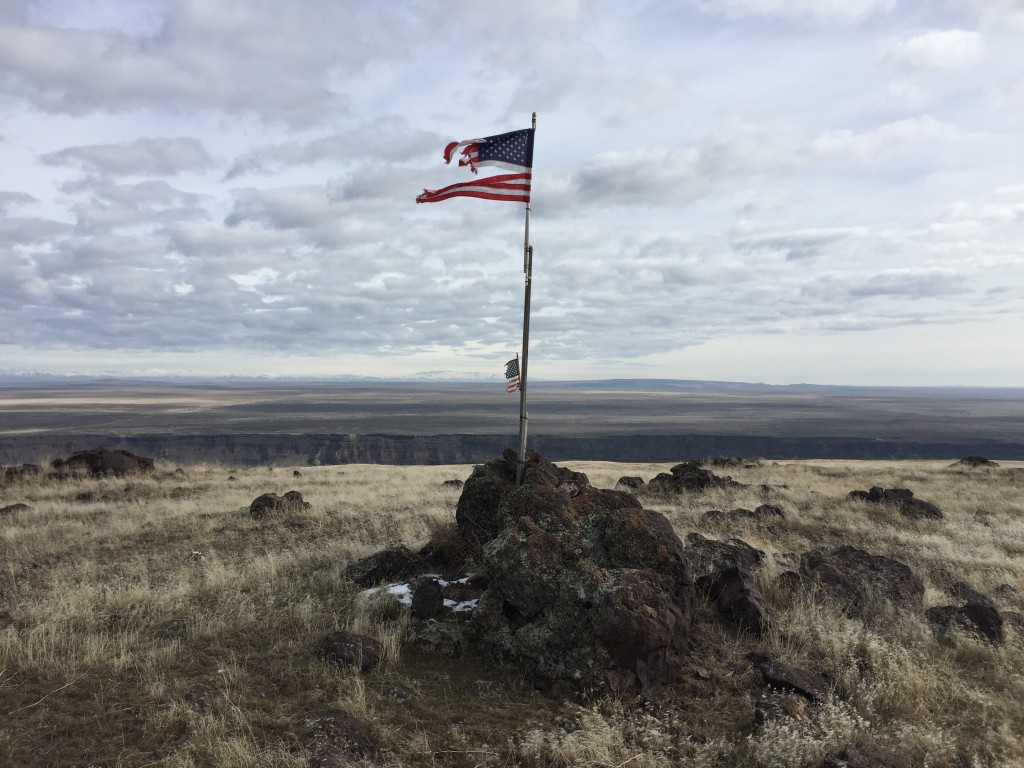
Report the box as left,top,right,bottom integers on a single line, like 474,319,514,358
445,598,479,613
361,582,413,607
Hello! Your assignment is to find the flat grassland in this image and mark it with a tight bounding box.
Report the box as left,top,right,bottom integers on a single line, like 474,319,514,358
1,459,1023,767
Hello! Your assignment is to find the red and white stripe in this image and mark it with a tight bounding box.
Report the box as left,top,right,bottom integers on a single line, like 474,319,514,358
416,172,531,204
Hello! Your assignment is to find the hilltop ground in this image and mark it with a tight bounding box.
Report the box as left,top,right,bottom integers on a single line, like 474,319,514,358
1,458,1022,767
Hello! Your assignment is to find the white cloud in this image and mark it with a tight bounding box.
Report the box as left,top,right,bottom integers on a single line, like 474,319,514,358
880,29,985,71
811,116,959,163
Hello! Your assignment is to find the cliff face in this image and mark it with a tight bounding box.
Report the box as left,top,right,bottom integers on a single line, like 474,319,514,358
2,433,1022,467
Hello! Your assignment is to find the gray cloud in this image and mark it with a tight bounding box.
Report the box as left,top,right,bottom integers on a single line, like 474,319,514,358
41,137,212,176
0,1,416,125
225,117,443,179
0,215,72,246
847,270,965,299
733,227,870,261
60,178,202,208
0,190,37,211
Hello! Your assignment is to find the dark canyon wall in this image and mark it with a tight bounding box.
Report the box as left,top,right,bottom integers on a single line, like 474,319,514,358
3,433,1022,467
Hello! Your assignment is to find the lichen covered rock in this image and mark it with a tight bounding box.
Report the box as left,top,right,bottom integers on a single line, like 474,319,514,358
458,450,695,696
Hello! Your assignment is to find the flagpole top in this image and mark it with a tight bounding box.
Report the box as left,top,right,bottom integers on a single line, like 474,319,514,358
532,112,537,130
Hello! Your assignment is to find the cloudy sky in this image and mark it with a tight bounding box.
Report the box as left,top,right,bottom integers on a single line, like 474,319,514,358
1,0,1022,385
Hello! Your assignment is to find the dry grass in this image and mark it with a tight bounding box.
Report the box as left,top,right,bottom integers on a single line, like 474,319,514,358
1,458,1022,766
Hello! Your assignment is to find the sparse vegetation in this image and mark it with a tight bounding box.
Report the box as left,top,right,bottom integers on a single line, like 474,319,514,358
1,459,1022,766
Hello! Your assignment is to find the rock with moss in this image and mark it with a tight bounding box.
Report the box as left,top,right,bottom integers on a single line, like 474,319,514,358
459,451,694,697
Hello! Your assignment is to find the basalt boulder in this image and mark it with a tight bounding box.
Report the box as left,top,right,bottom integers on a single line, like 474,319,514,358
455,449,589,549
248,490,310,520
848,486,942,521
647,461,745,494
51,448,154,478
683,532,765,579
698,565,774,635
316,630,382,672
615,476,645,491
457,450,695,697
926,600,1004,645
799,545,924,615
346,544,423,586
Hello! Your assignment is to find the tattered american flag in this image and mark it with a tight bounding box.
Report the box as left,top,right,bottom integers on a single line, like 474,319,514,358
504,358,520,393
416,128,534,204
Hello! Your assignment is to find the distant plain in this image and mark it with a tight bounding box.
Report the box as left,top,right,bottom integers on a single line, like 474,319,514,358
2,380,1023,442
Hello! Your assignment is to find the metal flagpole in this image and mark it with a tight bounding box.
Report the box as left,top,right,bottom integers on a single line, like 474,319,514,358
515,112,537,487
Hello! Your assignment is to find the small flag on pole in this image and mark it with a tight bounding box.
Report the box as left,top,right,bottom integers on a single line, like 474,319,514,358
504,358,520,393
417,127,534,204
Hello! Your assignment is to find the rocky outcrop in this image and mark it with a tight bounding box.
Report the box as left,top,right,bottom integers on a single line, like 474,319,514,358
50,448,154,478
248,490,310,520
799,545,924,614
951,456,999,468
848,486,942,521
647,461,745,494
457,450,695,696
